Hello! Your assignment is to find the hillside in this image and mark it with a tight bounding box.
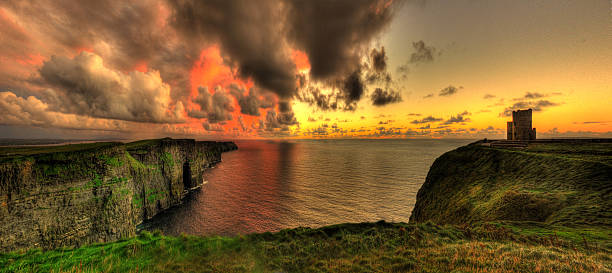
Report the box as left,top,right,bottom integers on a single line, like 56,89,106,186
1,141,610,272
1,221,610,273
410,141,612,227
0,138,236,252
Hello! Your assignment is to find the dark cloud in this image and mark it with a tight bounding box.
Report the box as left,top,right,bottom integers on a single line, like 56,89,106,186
575,121,606,124
340,70,365,111
372,126,404,137
523,92,546,99
188,86,234,123
364,46,393,85
298,87,339,111
411,116,443,124
264,109,299,131
202,122,224,132
169,0,297,98
501,100,560,117
0,91,127,131
306,126,329,136
483,94,496,99
237,116,248,132
396,64,409,80
378,120,394,125
407,113,422,116
371,88,402,106
170,0,402,102
410,41,436,64
370,47,387,72
1,0,404,135
2,0,202,102
438,85,462,97
288,0,401,80
227,84,275,116
39,52,184,123
423,93,434,99
443,111,471,124
513,91,561,101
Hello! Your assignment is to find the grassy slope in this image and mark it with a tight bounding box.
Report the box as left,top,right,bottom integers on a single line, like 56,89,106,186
1,222,610,273
410,142,612,227
1,142,611,272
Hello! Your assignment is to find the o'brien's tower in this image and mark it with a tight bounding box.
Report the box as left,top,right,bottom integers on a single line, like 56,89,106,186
507,109,536,140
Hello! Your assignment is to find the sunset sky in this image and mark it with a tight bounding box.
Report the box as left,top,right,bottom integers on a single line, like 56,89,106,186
1,0,611,139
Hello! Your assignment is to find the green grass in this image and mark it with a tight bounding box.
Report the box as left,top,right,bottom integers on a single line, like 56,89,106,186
2,140,609,272
410,143,611,227
125,139,164,151
0,142,121,163
1,222,610,273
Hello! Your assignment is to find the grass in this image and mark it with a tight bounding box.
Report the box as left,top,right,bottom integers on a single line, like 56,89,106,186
2,141,609,272
410,142,612,227
0,142,121,163
0,222,610,273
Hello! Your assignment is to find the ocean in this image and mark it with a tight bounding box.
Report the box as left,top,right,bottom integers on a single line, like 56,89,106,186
142,139,474,236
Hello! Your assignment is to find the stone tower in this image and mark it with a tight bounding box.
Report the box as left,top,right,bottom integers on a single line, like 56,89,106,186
507,109,536,140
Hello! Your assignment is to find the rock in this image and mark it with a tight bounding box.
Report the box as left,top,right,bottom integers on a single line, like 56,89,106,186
0,138,237,252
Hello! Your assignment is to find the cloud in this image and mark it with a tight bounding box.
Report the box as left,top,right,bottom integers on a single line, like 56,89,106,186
264,109,299,131
501,100,560,117
170,0,401,101
438,85,462,97
188,86,234,123
411,116,443,124
574,121,608,124
371,88,402,106
227,84,275,116
538,128,612,138
202,122,224,132
0,0,404,136
483,94,496,99
287,1,400,80
371,126,404,137
237,116,248,132
409,40,436,64
169,0,297,99
305,126,328,136
423,93,434,99
407,113,422,116
39,52,184,123
396,64,409,80
341,70,365,110
0,91,127,131
307,116,317,122
297,87,340,111
513,91,562,101
370,47,387,72
443,111,471,124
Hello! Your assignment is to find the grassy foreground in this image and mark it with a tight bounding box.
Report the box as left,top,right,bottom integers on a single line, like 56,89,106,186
1,221,610,273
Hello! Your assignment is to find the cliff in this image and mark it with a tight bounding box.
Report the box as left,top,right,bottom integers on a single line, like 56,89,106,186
410,141,612,227
0,138,236,252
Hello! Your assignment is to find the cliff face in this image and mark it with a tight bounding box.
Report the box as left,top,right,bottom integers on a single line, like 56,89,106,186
0,139,237,252
410,142,612,227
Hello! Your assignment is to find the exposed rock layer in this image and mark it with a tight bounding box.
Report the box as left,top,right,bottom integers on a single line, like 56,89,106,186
0,138,237,252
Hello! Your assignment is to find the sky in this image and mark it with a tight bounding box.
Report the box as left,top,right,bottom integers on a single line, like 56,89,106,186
1,0,611,140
